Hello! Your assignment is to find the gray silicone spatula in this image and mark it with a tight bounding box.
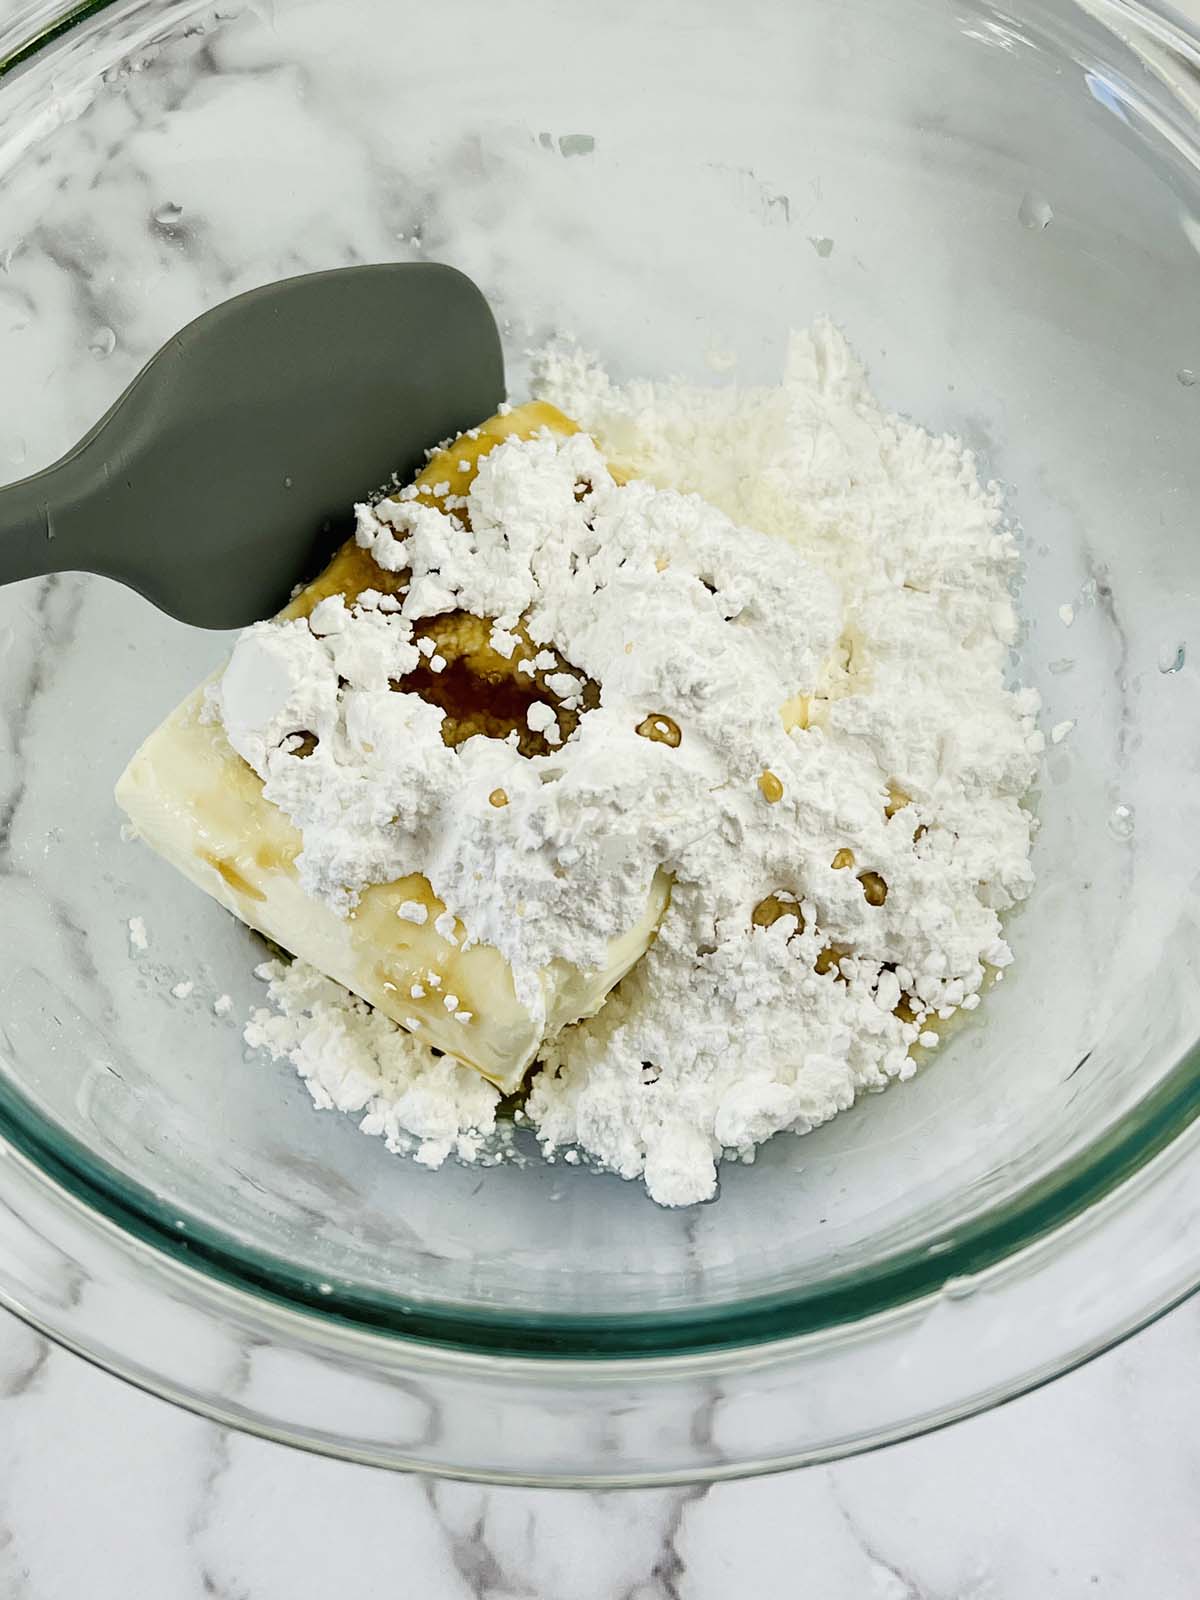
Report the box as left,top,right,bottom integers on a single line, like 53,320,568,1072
0,263,504,629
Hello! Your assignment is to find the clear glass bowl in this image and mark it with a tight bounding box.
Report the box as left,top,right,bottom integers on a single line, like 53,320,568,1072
0,0,1199,1485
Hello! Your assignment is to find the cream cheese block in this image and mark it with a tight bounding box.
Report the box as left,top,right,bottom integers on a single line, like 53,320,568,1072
117,404,670,1093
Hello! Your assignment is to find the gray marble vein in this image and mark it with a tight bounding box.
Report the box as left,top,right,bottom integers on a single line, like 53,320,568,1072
423,1479,538,1599
628,1485,709,1600
0,576,83,860
185,1344,252,1566
829,1489,932,1600
0,1320,48,1400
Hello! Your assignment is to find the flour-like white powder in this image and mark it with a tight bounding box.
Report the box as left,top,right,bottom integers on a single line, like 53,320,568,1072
246,960,502,1167
219,419,841,1027
242,320,1040,1205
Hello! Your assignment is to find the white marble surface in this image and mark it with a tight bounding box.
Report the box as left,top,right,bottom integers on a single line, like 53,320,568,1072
0,1293,1194,1597
0,0,1199,1591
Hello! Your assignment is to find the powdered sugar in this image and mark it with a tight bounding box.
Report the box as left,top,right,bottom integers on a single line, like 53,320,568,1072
246,959,501,1168
239,319,1039,1205
219,420,842,1022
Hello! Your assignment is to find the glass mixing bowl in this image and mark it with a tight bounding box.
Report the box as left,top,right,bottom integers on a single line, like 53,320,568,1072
0,0,1199,1486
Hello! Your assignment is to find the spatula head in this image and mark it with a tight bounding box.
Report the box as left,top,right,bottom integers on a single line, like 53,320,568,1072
70,264,504,628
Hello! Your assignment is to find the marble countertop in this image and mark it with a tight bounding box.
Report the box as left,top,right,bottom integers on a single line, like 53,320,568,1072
0,1294,1195,1597
0,0,1198,1592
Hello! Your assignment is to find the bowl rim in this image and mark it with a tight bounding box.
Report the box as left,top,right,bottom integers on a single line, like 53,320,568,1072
0,0,117,78
0,0,1198,1414
1,1056,1199,1484
1,1026,1199,1358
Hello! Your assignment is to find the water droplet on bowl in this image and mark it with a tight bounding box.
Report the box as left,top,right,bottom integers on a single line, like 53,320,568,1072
809,235,835,258
1158,642,1186,674
1018,191,1054,230
1108,804,1135,839
89,325,116,358
153,200,183,226
941,1275,977,1301
283,475,293,489
1178,368,1197,387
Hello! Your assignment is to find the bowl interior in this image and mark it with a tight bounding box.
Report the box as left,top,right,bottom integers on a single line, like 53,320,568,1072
0,0,1199,1350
